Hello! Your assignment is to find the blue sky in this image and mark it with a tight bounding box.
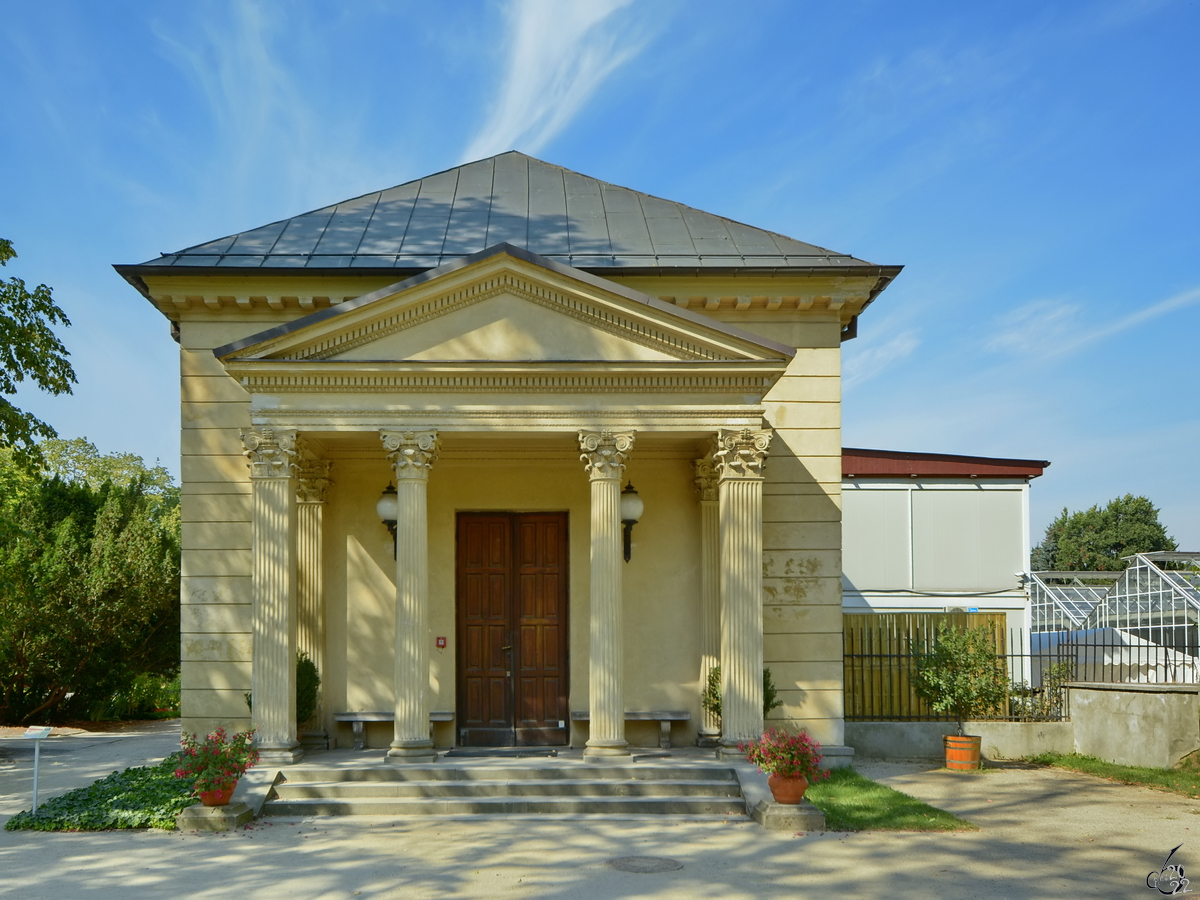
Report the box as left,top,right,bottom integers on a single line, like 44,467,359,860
3,0,1198,548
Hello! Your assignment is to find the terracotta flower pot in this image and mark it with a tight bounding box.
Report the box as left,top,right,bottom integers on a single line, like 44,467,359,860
198,783,237,807
944,734,982,770
767,773,810,804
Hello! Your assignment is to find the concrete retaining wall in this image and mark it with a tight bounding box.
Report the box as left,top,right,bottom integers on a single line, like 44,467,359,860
845,721,1074,760
1069,682,1200,769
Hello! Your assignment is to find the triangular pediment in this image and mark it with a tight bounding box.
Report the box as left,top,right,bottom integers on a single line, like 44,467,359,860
215,244,794,365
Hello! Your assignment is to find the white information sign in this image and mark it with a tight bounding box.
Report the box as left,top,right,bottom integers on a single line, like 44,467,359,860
23,726,51,740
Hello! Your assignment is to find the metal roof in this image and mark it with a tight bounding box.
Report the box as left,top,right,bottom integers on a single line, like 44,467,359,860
123,152,886,274
842,448,1050,479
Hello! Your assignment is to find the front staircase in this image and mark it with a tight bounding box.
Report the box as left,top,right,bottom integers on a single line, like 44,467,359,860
260,764,747,818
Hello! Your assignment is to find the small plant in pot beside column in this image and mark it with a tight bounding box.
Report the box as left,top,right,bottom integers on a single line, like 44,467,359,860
912,622,1009,770
742,728,828,804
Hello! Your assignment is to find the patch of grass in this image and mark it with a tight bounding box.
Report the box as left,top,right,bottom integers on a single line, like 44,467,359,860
805,767,978,832
1027,752,1200,799
5,752,194,831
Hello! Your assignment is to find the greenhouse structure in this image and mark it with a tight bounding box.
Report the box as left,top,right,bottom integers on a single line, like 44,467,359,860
1029,553,1200,686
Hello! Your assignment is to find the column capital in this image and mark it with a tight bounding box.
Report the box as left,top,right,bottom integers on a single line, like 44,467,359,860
241,429,301,480
694,448,719,501
714,428,772,480
296,459,333,503
380,430,440,481
578,430,635,481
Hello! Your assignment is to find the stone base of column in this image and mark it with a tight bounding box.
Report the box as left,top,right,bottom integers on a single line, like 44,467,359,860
583,740,631,763
386,740,438,764
258,742,305,765
696,730,721,749
716,738,750,760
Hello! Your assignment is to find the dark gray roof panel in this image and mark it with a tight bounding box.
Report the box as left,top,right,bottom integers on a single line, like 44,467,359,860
132,151,879,270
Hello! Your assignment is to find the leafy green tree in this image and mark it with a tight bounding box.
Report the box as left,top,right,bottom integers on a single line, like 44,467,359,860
40,437,176,500
0,447,180,724
1032,494,1176,571
911,623,1009,736
0,240,75,466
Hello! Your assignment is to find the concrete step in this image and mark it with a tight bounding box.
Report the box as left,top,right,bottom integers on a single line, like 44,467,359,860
262,795,748,817
278,765,738,784
272,778,744,800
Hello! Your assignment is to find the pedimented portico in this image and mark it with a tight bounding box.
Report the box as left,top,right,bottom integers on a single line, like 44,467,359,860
214,244,790,760
118,151,901,762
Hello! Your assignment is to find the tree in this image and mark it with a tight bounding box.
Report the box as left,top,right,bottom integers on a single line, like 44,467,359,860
40,437,176,499
0,239,76,466
0,441,180,724
1032,494,1176,571
911,623,1009,736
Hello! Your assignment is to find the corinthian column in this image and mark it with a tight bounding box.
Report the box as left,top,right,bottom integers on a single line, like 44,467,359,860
578,430,635,760
296,459,332,749
715,427,772,756
242,428,304,764
381,430,440,763
694,448,720,744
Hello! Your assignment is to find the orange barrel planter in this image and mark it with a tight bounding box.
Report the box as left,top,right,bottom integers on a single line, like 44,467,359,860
944,734,982,770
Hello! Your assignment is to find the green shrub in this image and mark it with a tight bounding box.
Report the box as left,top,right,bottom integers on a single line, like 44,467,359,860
701,664,784,728
245,651,321,726
296,652,320,725
5,752,193,831
912,623,1009,735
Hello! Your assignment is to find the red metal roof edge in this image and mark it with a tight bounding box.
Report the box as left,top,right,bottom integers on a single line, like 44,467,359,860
842,447,1049,479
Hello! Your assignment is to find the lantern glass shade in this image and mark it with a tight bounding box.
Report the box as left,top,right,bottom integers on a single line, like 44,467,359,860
376,485,399,522
619,484,644,523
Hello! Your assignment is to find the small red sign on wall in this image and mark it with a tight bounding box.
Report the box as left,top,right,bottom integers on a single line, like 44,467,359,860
435,636,447,649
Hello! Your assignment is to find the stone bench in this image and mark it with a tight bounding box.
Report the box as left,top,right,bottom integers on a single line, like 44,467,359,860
334,711,454,751
570,710,691,749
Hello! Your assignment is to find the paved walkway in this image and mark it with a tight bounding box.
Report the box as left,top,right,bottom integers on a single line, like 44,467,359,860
1,725,1196,898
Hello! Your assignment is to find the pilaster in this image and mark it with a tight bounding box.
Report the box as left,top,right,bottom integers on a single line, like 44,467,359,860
242,428,304,764
381,430,440,763
578,430,635,760
296,459,332,749
715,427,772,755
694,449,721,743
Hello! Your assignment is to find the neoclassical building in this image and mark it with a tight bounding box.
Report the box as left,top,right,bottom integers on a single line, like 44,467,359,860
117,152,900,763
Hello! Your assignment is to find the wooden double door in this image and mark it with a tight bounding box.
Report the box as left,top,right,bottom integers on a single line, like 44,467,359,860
456,512,569,746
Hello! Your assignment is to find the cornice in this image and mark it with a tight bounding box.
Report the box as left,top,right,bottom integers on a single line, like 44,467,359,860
222,360,787,395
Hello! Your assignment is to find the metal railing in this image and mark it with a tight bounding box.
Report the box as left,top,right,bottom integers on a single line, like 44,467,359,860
843,625,1200,723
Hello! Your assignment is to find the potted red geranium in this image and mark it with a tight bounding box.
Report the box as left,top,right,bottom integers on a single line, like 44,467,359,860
174,727,260,807
741,728,828,804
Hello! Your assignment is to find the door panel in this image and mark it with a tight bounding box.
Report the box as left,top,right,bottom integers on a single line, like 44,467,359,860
456,512,568,747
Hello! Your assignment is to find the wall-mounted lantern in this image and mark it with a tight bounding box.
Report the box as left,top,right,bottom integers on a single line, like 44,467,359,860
376,483,398,558
620,482,644,563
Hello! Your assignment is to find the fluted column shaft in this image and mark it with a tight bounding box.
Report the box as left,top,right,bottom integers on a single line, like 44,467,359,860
382,430,440,763
242,429,303,764
716,428,772,752
297,460,332,741
695,454,720,739
579,430,634,759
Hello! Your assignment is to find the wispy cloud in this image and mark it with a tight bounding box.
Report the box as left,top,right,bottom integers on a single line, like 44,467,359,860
843,330,921,391
461,0,644,162
987,286,1200,358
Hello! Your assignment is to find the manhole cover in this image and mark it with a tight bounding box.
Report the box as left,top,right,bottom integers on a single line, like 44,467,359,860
607,856,684,874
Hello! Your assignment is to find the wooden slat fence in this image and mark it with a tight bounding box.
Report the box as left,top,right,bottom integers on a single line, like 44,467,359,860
843,612,1007,721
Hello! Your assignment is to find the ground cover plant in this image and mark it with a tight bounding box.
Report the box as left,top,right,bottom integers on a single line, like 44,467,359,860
804,767,977,832
4,752,193,831
1027,752,1200,799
